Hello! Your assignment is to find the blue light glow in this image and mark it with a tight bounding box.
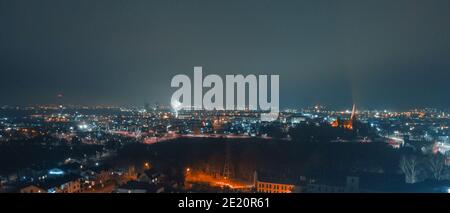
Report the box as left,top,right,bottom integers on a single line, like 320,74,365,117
48,168,65,176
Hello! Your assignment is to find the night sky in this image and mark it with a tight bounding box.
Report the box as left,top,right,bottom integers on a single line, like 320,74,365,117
1,0,449,110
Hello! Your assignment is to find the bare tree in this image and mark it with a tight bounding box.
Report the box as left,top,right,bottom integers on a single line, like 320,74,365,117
427,154,446,181
400,155,420,184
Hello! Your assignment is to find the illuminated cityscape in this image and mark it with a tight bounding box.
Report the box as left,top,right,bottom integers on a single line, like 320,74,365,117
0,104,449,193
1,2,450,208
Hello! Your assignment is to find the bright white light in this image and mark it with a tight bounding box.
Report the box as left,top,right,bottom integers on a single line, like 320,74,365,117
171,99,182,110
78,124,88,129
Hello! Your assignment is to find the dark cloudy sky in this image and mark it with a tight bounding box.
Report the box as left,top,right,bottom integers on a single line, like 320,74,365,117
0,0,449,110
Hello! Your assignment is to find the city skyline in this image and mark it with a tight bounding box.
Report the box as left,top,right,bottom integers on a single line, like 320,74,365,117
2,1,450,209
1,0,450,110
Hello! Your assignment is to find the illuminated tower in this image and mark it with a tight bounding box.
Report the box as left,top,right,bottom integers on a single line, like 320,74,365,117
223,142,233,180
344,104,357,130
350,104,356,121
57,93,64,115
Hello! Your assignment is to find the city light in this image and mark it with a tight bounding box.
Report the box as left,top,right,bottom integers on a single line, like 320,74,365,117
0,1,448,199
48,168,65,176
